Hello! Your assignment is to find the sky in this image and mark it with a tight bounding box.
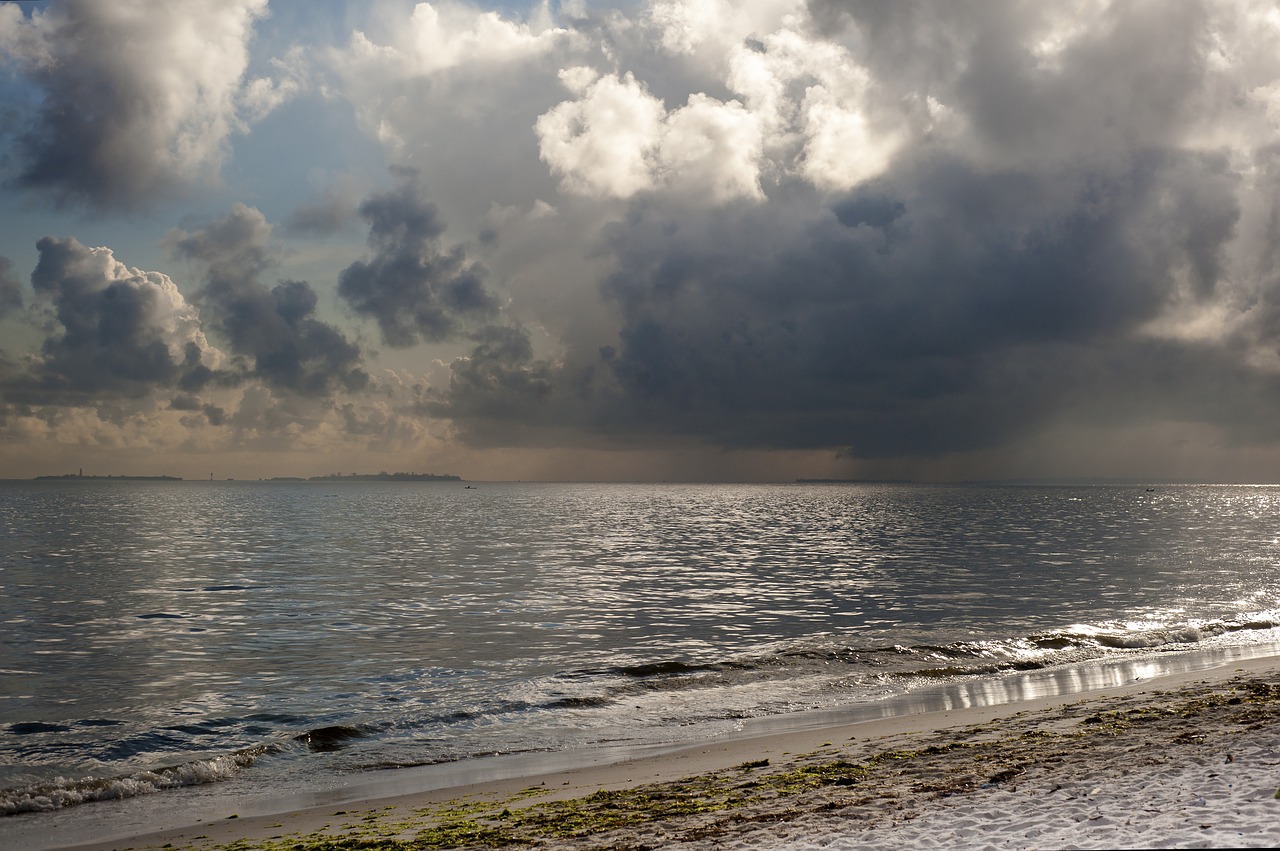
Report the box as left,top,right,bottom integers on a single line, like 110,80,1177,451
1,0,1280,482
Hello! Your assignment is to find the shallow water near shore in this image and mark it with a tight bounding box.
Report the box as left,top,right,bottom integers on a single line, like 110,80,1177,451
3,481,1280,846
11,643,1280,851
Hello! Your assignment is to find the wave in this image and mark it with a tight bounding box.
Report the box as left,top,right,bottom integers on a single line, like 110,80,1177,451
292,724,373,752
0,745,272,816
1032,614,1280,650
542,610,1280,701
1,718,387,815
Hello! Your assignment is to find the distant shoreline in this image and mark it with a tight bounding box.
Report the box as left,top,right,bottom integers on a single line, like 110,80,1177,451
27,472,463,483
795,478,914,484
33,474,183,481
281,473,462,482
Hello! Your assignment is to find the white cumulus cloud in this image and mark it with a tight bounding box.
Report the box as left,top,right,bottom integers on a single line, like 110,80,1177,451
344,1,567,77
536,70,666,198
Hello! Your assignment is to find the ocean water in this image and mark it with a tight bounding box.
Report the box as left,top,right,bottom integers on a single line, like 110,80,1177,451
3,481,1280,845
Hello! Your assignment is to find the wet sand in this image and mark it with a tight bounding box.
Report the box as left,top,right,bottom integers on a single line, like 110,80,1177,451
45,653,1280,850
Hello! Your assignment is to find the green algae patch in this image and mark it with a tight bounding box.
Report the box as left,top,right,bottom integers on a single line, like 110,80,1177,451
505,775,767,840
865,742,973,764
403,819,520,848
759,760,870,795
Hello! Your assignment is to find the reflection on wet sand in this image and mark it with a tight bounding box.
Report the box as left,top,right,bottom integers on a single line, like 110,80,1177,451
748,640,1280,735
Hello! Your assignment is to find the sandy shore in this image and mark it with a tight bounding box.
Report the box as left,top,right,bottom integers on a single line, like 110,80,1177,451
37,655,1280,850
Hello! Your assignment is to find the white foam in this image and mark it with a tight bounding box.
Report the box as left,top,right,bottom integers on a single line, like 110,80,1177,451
0,748,264,815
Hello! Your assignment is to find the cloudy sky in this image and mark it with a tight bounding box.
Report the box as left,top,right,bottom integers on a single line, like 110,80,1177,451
1,0,1279,482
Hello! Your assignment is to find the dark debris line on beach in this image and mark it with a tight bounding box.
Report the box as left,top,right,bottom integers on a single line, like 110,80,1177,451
172,677,1280,851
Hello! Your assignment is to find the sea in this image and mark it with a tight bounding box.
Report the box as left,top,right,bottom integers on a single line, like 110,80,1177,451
3,480,1280,847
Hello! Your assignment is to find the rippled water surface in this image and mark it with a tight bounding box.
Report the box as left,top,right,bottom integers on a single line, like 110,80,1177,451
3,481,1280,832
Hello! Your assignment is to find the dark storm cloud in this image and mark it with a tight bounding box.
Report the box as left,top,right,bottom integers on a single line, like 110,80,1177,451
610,149,1240,454
338,177,499,346
432,146,1248,456
203,404,227,427
0,237,214,405
0,256,22,317
422,322,606,448
1,1,267,209
430,325,552,412
419,0,1280,461
169,204,368,396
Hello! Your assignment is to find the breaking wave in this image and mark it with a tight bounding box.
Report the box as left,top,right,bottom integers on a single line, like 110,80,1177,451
1,720,382,815
0,745,271,816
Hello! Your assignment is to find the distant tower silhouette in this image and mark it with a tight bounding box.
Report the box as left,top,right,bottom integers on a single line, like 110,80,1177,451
78,468,82,477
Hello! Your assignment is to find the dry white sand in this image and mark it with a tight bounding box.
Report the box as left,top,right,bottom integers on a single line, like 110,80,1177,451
712,681,1280,850
35,654,1280,850
754,738,1280,850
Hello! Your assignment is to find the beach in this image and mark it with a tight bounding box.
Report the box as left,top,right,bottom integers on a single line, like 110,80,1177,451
44,654,1280,851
